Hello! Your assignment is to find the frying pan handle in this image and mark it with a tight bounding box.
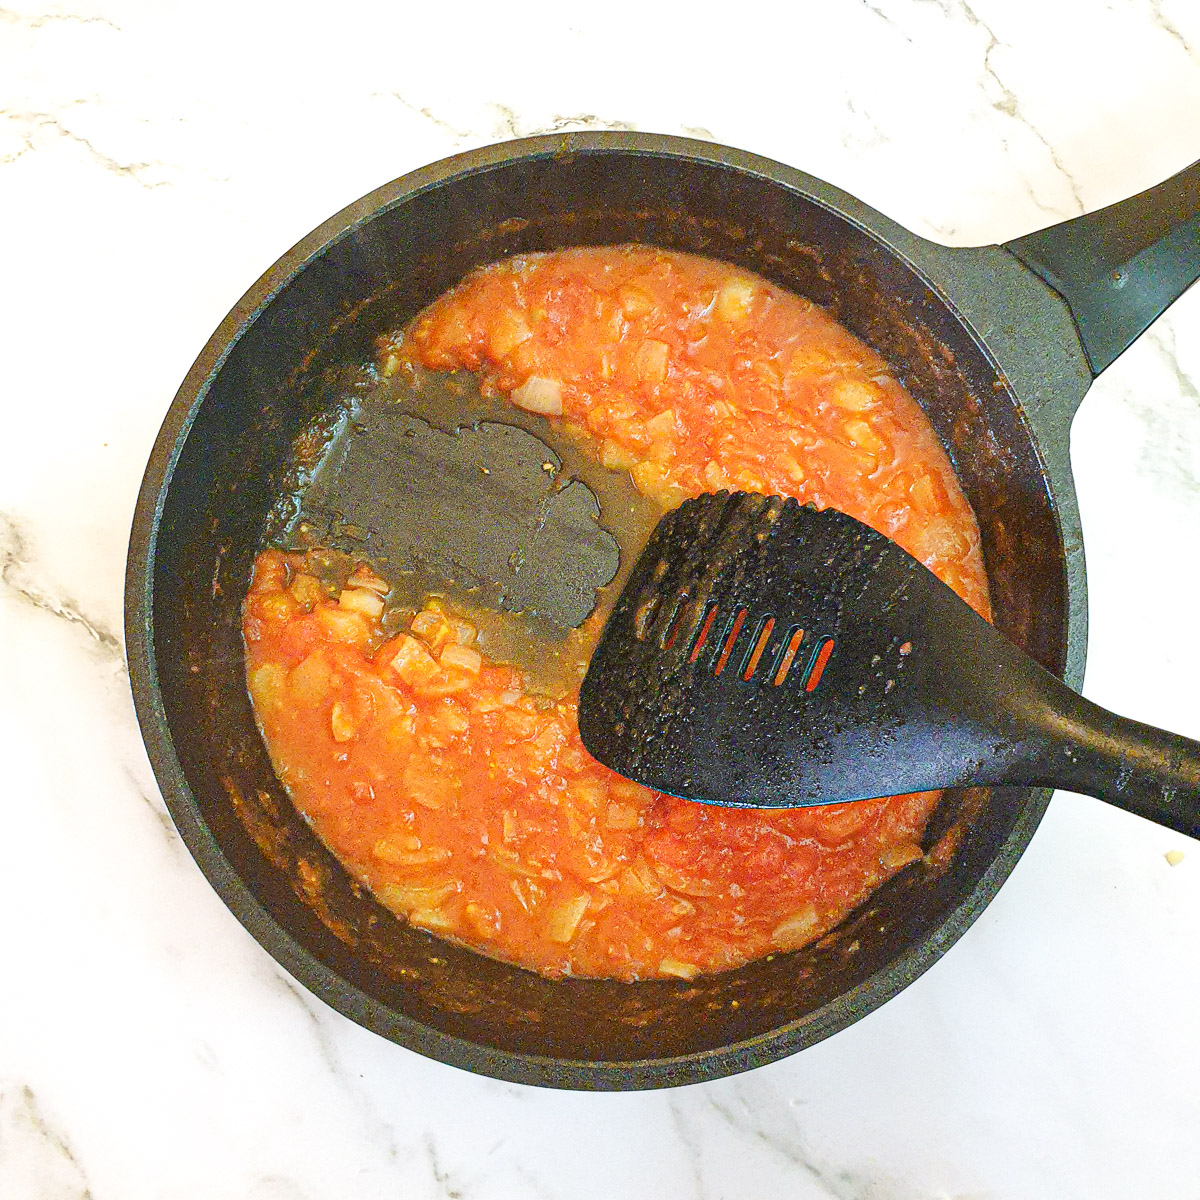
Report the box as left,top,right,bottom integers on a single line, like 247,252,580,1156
1004,159,1200,376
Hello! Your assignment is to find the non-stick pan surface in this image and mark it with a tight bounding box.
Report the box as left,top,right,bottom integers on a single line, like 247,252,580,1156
125,133,1198,1089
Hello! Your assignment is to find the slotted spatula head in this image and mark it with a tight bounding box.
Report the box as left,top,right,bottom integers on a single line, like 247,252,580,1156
578,490,1049,809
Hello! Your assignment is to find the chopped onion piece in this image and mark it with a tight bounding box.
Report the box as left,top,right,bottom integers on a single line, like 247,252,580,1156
346,565,390,594
635,340,669,384
771,905,820,949
382,634,442,688
511,375,563,415
658,958,699,980
409,908,456,932
315,605,370,649
488,309,533,358
446,616,477,646
645,407,677,439
372,842,452,867
546,893,590,943
716,278,756,322
411,610,446,640
605,802,640,831
440,644,482,674
337,587,385,619
330,701,356,742
880,842,924,871
377,879,459,909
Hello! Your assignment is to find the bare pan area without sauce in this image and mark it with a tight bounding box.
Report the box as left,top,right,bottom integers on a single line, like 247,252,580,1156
242,245,991,981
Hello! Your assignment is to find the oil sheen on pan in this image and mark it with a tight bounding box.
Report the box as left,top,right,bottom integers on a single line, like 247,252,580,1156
242,246,991,981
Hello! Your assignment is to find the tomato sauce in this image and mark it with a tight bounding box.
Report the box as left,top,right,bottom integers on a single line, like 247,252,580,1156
244,247,990,981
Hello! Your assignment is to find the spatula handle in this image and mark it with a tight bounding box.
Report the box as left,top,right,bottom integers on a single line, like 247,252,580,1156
1022,694,1200,838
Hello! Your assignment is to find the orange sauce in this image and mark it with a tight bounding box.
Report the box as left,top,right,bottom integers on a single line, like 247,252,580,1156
244,247,989,980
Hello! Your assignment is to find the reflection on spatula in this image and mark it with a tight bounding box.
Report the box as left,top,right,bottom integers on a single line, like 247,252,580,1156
578,491,1200,837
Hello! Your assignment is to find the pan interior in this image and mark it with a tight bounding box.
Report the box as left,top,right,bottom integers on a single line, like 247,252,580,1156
144,148,1065,1087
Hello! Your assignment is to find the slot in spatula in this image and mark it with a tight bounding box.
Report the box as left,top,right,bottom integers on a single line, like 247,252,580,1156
577,491,1200,837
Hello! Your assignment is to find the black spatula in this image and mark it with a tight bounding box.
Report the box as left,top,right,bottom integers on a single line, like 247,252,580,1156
578,491,1200,838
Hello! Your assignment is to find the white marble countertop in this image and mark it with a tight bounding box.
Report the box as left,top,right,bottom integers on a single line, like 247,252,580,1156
3,1,1199,1196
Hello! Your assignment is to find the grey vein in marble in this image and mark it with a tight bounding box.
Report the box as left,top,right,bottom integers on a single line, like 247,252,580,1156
0,106,170,186
1153,320,1200,408
856,0,915,43
969,4,1083,215
1147,0,1198,59
841,96,889,155
119,761,182,848
0,510,125,667
1130,324,1200,494
424,1132,467,1200
0,5,118,29
272,974,414,1177
916,0,1084,217
376,94,713,153
0,1085,94,1200
245,1174,317,1200
373,94,642,151
671,1083,927,1200
276,976,354,1084
381,91,473,141
683,1090,855,1200
485,102,636,139
666,1095,711,1200
505,1161,560,1200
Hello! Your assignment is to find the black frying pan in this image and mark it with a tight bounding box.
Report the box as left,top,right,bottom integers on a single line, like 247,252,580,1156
125,133,1200,1090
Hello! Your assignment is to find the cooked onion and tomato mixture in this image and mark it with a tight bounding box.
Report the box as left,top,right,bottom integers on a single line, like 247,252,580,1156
244,246,989,981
